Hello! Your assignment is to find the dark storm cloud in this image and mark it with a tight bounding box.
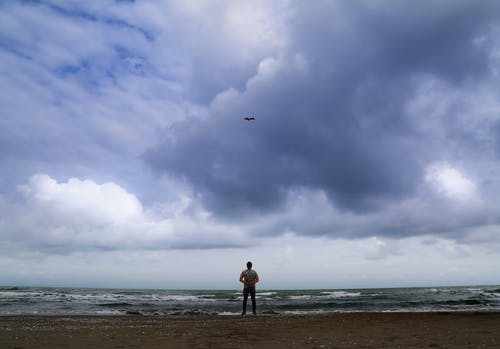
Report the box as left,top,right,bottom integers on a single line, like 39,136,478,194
145,1,500,217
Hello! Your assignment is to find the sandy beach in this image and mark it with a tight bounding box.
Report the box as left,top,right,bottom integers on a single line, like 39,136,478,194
1,312,499,348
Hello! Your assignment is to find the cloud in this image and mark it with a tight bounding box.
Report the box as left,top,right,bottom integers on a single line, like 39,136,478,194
1,0,500,251
425,162,478,202
0,174,247,252
2,233,499,289
2,167,496,259
144,0,500,239
2,2,500,288
0,0,199,202
0,0,287,195
18,174,144,224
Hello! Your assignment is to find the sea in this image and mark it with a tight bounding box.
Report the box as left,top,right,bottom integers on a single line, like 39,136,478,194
1,285,499,316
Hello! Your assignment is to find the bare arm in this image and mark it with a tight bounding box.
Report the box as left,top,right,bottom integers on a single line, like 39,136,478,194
244,275,259,286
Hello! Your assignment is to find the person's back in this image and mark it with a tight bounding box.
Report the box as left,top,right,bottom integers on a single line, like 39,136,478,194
241,268,258,286
239,261,259,315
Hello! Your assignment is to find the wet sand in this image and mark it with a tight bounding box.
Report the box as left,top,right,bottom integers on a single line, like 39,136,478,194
1,312,500,348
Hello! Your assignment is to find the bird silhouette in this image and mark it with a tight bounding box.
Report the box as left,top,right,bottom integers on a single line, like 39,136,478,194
243,117,255,121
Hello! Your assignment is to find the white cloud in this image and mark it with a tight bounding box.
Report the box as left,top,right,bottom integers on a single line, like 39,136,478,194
425,162,479,202
19,173,143,224
1,174,247,252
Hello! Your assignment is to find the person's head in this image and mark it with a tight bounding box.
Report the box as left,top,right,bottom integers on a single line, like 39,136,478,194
246,261,252,269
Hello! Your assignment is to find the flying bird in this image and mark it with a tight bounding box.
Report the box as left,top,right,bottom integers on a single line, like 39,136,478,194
243,117,255,121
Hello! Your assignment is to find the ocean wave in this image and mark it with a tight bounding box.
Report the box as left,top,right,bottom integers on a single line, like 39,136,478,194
485,289,500,294
289,291,361,300
2,286,500,316
438,299,490,306
320,291,362,298
98,302,134,307
256,292,277,296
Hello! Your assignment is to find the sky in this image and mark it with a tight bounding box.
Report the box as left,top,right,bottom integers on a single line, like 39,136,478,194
1,0,500,290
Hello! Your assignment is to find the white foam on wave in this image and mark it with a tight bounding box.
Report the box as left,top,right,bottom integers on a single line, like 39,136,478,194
163,295,217,302
0,289,223,305
289,291,361,300
289,295,312,300
320,291,361,298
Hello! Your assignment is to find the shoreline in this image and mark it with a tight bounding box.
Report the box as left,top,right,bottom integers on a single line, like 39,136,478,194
2,312,500,348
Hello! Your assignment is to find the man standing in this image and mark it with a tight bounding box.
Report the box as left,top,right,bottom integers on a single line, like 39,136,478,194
239,261,259,315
